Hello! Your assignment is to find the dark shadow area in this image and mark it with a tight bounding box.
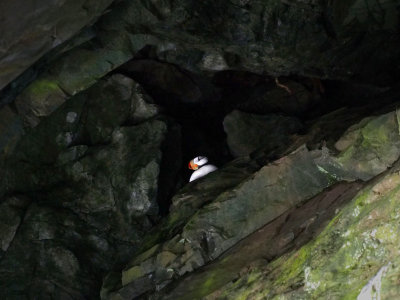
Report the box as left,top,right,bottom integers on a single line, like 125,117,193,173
116,55,400,215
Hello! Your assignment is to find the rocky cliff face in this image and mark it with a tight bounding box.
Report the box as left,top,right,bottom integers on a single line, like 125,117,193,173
1,0,400,299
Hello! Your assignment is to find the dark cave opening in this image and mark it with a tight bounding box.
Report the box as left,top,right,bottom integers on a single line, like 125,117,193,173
113,55,400,217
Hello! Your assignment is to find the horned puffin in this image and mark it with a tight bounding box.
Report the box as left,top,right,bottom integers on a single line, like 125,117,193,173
188,156,218,182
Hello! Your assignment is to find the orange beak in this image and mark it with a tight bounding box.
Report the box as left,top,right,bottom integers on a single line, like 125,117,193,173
188,160,199,170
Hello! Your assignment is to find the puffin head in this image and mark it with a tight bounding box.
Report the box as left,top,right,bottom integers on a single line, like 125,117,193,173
188,156,208,170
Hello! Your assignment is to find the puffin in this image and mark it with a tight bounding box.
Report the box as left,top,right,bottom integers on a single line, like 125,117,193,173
188,156,218,182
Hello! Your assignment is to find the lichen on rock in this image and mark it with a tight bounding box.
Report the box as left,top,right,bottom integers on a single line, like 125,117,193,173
205,164,400,299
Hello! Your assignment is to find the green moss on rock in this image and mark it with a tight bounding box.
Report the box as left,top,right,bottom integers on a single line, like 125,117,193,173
15,78,66,127
209,169,400,299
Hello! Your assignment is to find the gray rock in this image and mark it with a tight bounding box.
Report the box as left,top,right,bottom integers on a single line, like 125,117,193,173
315,111,400,181
3,73,161,168
72,122,165,215
101,157,259,299
224,110,303,157
11,74,157,164
57,145,89,166
0,75,181,298
0,105,25,159
1,74,165,200
131,93,160,125
0,0,115,90
0,118,179,298
104,146,335,299
119,59,203,104
0,203,98,299
202,159,400,299
6,0,399,136
104,109,400,299
236,79,314,116
0,196,30,253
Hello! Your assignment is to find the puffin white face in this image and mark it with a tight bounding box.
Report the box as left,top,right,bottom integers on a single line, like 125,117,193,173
188,156,208,170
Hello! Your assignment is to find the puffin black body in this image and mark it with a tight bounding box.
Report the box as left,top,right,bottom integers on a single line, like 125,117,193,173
188,156,218,182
